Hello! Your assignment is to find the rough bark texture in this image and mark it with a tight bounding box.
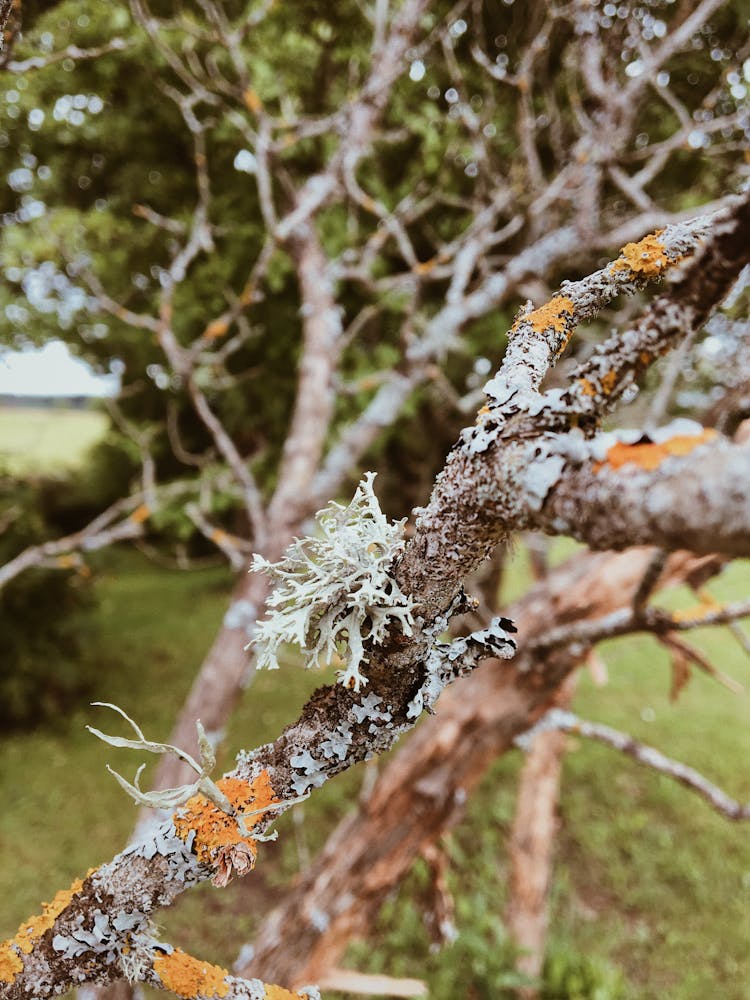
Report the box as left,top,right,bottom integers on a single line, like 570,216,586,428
537,438,750,556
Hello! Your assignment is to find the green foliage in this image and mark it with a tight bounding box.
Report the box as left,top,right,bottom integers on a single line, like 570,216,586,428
542,948,627,1000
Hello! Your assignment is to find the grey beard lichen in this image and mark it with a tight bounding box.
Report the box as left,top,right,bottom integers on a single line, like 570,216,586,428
87,703,235,818
249,472,415,691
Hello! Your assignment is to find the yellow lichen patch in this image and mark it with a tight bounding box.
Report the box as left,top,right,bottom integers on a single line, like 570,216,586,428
671,603,718,624
601,370,618,395
243,88,263,114
672,590,720,624
577,378,596,397
639,351,652,366
11,878,85,957
612,232,669,278
203,318,229,340
515,295,575,344
475,403,490,423
173,771,278,868
413,256,438,275
130,504,151,525
265,984,307,1000
0,941,23,984
154,949,229,999
597,429,716,473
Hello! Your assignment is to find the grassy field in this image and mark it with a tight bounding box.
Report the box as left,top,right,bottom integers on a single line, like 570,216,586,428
0,405,108,473
1,543,748,999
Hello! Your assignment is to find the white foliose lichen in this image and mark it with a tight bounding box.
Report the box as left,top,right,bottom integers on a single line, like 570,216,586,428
289,749,328,795
249,472,415,691
51,908,158,983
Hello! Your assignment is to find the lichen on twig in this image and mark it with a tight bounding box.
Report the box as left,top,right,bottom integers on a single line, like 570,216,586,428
250,472,415,690
87,702,234,816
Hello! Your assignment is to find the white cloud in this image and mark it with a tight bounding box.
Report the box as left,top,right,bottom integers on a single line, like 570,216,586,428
0,340,120,397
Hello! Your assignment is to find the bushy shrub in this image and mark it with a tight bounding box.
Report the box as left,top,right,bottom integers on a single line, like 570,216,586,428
0,471,97,729
40,435,140,534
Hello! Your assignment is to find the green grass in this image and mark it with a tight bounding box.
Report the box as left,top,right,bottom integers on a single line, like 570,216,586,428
0,406,108,473
1,546,749,999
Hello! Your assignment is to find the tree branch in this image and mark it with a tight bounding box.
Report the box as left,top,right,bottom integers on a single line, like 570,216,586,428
519,711,750,821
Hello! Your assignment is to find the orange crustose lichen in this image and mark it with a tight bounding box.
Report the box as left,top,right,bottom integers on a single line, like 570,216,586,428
173,771,278,869
671,589,720,624
243,88,262,114
515,295,575,344
130,504,151,524
0,877,86,984
0,944,23,984
612,232,669,278
265,984,309,1000
154,949,229,999
203,318,229,340
597,429,716,473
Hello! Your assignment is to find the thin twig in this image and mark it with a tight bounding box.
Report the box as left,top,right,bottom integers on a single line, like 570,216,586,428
519,711,750,821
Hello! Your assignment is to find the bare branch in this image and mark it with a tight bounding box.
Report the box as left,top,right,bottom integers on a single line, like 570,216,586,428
185,378,267,544
520,711,750,821
4,38,129,72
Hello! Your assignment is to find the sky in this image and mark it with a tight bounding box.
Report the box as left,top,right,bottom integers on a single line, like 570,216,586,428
0,340,119,397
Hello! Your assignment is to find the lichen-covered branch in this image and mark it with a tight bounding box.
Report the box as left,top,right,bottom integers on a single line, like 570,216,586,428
398,191,750,614
0,0,14,42
520,426,750,557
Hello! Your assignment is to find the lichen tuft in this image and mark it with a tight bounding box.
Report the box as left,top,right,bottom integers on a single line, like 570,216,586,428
249,472,414,691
